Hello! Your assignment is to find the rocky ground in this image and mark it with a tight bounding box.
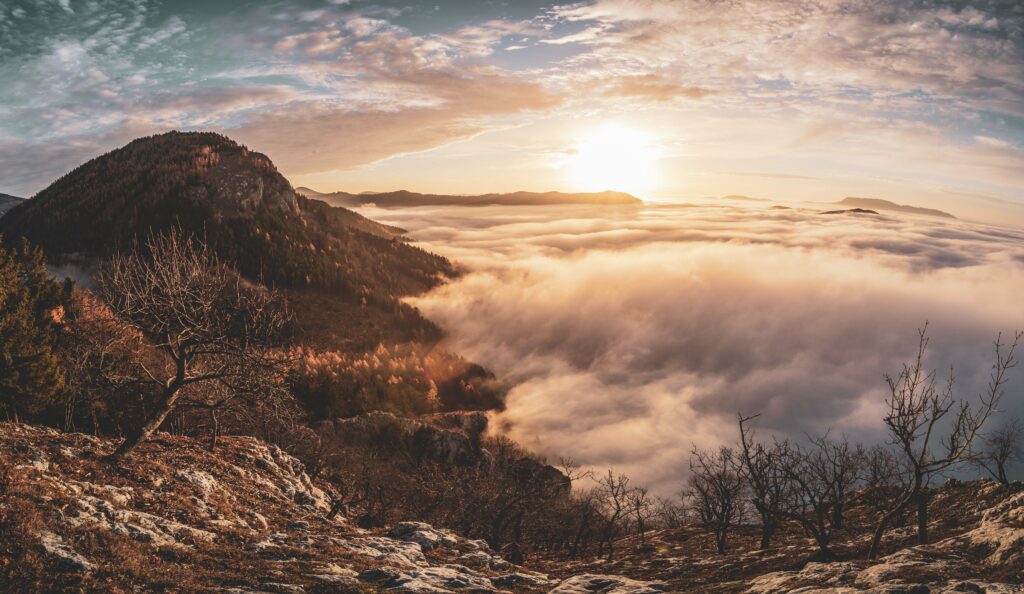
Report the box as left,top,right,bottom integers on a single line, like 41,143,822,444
1,422,1022,593
531,481,1024,593
0,423,662,593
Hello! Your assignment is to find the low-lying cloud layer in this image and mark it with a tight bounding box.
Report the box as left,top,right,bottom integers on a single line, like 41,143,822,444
368,203,1024,492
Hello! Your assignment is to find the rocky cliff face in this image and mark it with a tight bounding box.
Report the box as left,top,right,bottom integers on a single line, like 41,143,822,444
0,423,659,593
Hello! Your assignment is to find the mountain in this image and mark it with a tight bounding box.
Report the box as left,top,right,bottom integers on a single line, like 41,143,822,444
295,187,643,208
0,192,23,217
0,132,455,348
837,197,956,219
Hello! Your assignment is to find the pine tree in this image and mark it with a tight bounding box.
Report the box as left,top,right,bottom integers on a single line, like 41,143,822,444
0,238,65,421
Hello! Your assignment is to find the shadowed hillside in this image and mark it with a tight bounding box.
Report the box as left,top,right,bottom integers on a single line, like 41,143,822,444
1,132,453,301
0,131,457,348
0,193,22,216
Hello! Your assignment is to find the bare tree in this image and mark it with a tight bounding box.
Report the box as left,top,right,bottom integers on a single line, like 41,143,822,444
653,495,686,530
773,436,855,561
810,434,863,530
595,470,631,561
687,446,745,554
738,414,791,549
628,486,654,546
859,445,911,526
95,231,291,460
868,326,1020,559
973,417,1023,485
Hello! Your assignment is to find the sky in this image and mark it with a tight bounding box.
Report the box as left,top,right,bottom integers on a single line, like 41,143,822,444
367,201,1024,492
2,0,1024,224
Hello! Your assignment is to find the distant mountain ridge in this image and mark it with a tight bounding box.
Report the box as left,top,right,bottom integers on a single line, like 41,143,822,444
295,187,643,208
837,197,955,219
0,193,23,217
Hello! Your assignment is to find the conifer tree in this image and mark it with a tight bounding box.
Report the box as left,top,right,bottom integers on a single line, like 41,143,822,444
0,238,65,420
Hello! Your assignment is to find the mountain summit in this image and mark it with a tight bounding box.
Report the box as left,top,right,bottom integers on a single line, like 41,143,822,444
0,132,453,300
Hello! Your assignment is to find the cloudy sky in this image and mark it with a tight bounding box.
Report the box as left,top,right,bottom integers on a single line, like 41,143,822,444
2,0,1023,223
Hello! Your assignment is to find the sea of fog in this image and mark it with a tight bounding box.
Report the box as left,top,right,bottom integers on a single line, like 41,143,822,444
360,201,1024,493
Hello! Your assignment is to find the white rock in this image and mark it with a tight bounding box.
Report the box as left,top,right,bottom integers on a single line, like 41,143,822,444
360,564,499,593
66,494,215,548
347,536,427,568
548,574,667,594
493,571,555,588
39,530,95,573
389,522,459,551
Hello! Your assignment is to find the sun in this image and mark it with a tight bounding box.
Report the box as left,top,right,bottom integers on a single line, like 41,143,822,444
566,124,660,196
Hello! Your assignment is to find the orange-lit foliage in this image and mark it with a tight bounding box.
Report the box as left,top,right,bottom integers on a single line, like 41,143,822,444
290,344,505,419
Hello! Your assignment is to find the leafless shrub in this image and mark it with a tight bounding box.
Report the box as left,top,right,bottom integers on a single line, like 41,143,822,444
653,495,687,530
628,486,655,546
859,445,911,526
770,435,861,560
687,446,746,554
972,417,1023,485
738,414,791,549
594,470,632,561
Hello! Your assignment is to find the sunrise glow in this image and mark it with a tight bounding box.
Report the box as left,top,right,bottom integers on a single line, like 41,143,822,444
567,125,661,196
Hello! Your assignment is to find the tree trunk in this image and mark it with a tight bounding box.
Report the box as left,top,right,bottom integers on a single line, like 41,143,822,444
208,408,220,452
716,528,727,554
831,500,845,529
106,382,182,461
916,490,929,545
327,497,346,520
759,520,776,550
869,486,918,559
814,539,833,561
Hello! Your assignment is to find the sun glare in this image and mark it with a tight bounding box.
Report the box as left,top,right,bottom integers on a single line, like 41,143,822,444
567,125,660,196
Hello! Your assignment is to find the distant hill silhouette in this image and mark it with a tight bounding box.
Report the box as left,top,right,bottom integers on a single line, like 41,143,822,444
295,187,643,208
719,194,771,202
0,193,22,217
822,207,880,215
837,197,955,219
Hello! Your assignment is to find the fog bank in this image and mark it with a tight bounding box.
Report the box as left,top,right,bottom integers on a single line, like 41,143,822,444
368,203,1024,492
